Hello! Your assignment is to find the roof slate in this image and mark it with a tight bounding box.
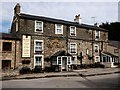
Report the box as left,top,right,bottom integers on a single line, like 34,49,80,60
0,32,20,40
18,13,107,32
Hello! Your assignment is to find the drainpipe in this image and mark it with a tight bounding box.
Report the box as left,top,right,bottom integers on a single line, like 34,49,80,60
14,40,17,69
91,30,94,64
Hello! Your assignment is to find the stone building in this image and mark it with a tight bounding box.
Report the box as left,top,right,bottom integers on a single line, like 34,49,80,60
101,40,120,67
1,3,108,71
0,33,20,69
10,3,108,71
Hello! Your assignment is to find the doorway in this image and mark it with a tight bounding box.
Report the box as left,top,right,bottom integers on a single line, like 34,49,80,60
62,57,67,71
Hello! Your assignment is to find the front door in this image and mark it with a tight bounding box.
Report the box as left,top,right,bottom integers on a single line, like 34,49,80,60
62,57,67,70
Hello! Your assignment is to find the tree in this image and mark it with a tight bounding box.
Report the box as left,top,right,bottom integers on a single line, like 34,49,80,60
99,22,120,41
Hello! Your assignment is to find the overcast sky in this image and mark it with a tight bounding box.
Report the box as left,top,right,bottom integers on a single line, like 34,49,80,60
0,0,119,33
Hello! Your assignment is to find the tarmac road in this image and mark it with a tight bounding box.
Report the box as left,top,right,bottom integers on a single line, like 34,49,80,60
2,73,119,88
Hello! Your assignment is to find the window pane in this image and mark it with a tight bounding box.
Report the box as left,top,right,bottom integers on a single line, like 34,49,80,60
70,27,76,35
70,44,76,53
35,41,42,52
2,42,12,51
58,57,61,64
36,21,42,31
35,56,42,66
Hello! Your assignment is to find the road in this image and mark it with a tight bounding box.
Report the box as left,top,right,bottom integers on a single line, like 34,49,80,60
2,73,119,88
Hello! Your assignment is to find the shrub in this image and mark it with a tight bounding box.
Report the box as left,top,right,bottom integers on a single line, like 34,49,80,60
32,66,42,73
19,66,31,74
44,65,60,72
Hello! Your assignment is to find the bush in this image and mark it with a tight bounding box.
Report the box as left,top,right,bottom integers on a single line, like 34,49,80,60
19,66,31,74
44,65,59,72
32,66,42,73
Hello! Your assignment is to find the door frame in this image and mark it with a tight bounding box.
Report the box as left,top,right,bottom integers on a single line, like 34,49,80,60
57,56,71,69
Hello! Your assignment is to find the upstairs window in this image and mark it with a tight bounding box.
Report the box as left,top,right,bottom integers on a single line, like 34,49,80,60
70,43,77,54
95,30,100,40
55,24,63,34
34,40,43,53
94,44,99,53
2,42,12,51
35,21,43,32
70,26,76,36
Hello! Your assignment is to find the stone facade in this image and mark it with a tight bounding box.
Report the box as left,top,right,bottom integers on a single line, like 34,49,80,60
0,39,20,69
1,3,108,70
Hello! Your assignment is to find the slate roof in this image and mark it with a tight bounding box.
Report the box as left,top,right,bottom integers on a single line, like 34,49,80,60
18,13,107,32
0,32,20,40
51,50,72,57
108,40,120,49
102,52,118,57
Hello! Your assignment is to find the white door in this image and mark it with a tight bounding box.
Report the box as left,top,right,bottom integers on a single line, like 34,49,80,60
62,57,67,69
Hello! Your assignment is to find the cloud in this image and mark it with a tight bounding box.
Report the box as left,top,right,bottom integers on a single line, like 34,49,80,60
0,2,118,33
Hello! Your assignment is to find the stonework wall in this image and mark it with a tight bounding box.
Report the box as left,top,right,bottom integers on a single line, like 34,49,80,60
0,39,20,69
9,16,108,69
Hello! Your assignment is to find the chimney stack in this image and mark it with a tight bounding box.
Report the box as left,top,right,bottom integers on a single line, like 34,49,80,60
74,14,82,24
14,3,21,16
94,23,99,27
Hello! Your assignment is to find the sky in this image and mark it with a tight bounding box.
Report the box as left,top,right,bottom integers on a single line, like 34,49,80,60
0,0,120,33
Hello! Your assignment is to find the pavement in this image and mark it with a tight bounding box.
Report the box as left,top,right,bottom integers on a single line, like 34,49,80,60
1,67,120,81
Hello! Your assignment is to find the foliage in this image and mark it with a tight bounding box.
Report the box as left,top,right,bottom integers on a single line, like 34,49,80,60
99,22,120,41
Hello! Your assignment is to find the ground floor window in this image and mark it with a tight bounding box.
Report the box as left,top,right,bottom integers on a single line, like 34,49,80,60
95,56,100,62
2,60,11,69
34,55,43,67
71,56,77,64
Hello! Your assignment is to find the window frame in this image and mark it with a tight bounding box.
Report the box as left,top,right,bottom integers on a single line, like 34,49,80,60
35,20,43,32
34,40,44,53
70,26,76,36
2,42,12,52
95,30,100,40
69,43,77,54
94,44,99,53
34,55,44,67
55,24,63,34
95,56,100,62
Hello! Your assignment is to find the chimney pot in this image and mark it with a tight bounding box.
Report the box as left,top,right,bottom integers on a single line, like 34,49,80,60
74,14,82,24
14,3,21,16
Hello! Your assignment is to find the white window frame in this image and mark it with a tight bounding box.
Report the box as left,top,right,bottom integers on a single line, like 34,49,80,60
71,56,77,64
57,56,62,65
69,43,77,54
34,40,44,53
55,24,63,34
94,44,99,53
95,30,100,40
86,48,89,55
34,55,44,67
70,26,76,36
67,57,71,65
35,20,43,32
95,56,100,62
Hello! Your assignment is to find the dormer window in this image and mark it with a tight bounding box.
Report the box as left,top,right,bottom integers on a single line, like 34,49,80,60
35,21,43,32
70,26,76,36
55,24,63,34
95,30,100,40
